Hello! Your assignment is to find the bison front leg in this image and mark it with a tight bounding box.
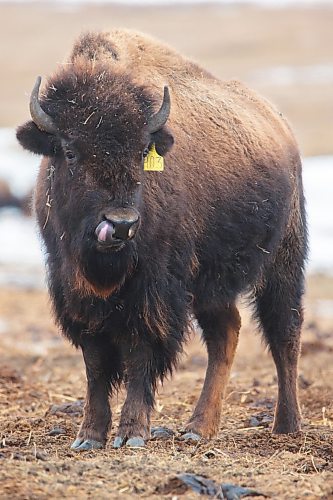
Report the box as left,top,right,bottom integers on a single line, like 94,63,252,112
183,304,240,441
113,348,157,448
71,336,121,451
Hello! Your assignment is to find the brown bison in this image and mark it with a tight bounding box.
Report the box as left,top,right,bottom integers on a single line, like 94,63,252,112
17,30,307,450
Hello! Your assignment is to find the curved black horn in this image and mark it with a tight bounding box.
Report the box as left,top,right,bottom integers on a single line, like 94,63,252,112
30,76,58,134
147,86,171,134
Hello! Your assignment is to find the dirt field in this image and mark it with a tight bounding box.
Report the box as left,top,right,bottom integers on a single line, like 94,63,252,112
0,274,332,499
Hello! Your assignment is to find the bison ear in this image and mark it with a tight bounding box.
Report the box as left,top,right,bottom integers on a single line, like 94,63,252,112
16,121,59,156
152,127,174,157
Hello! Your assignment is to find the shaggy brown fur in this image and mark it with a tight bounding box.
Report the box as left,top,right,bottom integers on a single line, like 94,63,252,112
17,30,307,451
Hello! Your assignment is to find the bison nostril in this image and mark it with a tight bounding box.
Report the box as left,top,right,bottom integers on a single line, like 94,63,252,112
127,225,137,239
111,219,138,241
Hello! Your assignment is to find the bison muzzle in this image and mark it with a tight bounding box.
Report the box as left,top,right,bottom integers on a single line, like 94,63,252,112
96,207,140,249
17,30,307,451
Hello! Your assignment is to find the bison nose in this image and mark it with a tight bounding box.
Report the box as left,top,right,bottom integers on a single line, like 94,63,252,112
103,207,140,241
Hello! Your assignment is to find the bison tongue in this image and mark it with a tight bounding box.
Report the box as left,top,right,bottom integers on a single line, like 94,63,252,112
95,220,115,243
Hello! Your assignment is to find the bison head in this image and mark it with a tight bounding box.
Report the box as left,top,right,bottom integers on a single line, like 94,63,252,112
17,65,174,294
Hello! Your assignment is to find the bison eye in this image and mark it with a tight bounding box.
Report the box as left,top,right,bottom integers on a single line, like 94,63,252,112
142,147,150,159
65,150,76,161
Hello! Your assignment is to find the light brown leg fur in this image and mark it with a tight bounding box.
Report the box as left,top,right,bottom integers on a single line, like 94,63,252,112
185,304,241,438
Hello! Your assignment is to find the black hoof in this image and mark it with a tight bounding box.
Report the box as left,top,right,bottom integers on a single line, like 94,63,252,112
71,438,104,451
113,436,124,449
151,426,175,440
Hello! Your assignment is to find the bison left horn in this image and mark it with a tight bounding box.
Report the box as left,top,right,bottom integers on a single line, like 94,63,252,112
30,76,58,134
147,86,171,134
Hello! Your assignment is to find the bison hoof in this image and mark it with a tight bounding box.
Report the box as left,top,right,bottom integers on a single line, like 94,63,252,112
181,431,201,443
126,436,145,448
113,436,124,448
113,436,145,448
272,425,301,434
71,438,104,451
151,426,175,440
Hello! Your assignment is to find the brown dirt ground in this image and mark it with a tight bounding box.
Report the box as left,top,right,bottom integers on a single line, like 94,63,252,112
1,3,333,156
0,274,332,499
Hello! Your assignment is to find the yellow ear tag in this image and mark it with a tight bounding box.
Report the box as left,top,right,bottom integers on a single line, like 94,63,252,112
144,143,164,172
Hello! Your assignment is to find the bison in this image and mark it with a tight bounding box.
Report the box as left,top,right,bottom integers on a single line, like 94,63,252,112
17,30,307,450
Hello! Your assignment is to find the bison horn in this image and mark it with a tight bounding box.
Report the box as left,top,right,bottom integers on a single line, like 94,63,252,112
147,86,171,133
30,76,58,134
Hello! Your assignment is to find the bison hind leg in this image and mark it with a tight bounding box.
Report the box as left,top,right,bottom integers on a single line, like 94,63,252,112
254,226,307,434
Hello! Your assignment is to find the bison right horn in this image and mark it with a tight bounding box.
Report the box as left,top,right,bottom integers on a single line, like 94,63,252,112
147,86,171,134
30,76,58,134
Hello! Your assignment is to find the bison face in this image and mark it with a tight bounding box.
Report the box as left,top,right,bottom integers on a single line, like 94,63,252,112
16,71,173,292
17,121,146,255
56,133,144,255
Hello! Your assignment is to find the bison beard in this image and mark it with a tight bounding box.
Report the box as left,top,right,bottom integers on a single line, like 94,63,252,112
16,30,307,451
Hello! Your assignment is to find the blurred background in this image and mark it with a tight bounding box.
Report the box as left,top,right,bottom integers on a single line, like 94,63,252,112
0,0,332,287
0,2,332,497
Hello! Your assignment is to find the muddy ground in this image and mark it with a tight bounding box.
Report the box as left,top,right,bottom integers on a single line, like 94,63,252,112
0,274,332,499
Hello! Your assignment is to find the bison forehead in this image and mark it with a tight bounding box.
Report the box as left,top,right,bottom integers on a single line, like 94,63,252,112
42,64,151,143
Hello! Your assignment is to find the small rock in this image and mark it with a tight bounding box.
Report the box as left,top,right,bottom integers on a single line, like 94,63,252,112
248,413,273,428
298,374,312,389
48,427,66,436
151,426,175,440
249,417,260,427
157,473,267,499
35,451,48,461
47,400,84,417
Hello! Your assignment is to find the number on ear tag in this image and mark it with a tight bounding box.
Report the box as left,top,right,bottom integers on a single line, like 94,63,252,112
144,144,164,172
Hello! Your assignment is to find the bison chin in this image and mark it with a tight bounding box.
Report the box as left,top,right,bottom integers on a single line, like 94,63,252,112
77,241,138,298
